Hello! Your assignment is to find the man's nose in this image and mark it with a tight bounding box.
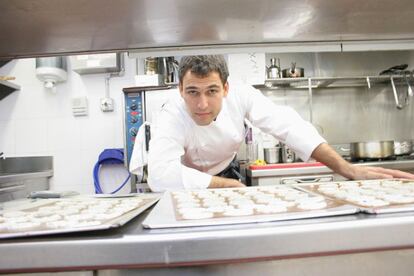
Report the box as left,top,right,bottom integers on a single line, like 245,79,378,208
197,94,208,110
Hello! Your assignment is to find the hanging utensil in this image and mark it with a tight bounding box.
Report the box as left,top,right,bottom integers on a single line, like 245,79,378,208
379,64,408,75
403,71,412,105
407,70,414,97
390,76,404,109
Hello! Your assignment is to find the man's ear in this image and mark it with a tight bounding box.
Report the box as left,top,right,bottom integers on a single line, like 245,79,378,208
223,82,229,97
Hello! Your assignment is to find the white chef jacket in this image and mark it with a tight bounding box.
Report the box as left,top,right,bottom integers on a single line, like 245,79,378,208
147,83,326,192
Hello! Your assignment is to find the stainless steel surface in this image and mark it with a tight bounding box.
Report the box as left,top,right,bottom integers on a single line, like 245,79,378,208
258,51,414,145
391,76,404,109
263,147,280,164
2,205,414,273
0,156,53,184
281,144,296,163
280,175,334,185
266,58,281,79
260,75,414,89
0,156,53,202
99,250,414,276
2,0,414,58
247,160,414,186
0,195,160,239
281,62,305,78
350,140,395,159
394,140,413,155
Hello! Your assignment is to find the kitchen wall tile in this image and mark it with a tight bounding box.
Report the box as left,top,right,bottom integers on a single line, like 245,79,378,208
48,149,83,191
15,118,47,154
46,117,82,152
0,120,16,156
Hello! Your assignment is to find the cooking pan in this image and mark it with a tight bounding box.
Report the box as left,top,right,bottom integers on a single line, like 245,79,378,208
282,62,304,78
394,140,413,156
340,141,395,159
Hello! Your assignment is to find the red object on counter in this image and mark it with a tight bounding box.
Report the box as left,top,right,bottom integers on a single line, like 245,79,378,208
249,162,325,170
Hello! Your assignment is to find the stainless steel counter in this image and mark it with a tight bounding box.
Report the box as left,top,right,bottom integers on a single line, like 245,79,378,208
1,204,414,274
247,160,414,186
247,160,414,178
0,156,53,202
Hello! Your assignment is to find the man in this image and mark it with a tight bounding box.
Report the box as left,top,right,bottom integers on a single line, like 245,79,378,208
147,55,414,192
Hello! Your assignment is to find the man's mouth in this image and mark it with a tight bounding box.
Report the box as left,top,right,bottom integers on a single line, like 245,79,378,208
195,112,211,117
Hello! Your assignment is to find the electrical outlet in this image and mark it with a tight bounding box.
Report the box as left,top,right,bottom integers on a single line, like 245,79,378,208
100,97,114,112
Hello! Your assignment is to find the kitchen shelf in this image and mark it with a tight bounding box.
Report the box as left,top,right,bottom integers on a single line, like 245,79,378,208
253,75,414,90
0,80,20,100
0,59,19,100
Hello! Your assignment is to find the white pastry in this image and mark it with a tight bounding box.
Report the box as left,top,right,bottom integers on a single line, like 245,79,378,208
2,211,26,218
7,222,41,232
223,208,254,217
177,201,201,209
204,206,227,213
36,214,62,223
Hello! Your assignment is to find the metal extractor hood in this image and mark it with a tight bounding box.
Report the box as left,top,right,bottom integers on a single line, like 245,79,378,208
2,0,414,58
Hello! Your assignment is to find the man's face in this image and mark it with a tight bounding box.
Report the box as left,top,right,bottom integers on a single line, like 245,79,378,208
179,71,229,126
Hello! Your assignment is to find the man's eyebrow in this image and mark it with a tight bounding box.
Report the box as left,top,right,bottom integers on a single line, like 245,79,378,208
184,86,199,90
207,84,220,89
184,84,220,90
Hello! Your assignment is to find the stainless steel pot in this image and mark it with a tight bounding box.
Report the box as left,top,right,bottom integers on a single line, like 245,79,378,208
264,147,280,164
350,141,394,159
281,144,296,163
394,140,413,156
282,62,304,78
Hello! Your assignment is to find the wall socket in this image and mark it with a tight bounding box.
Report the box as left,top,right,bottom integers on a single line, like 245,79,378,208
100,97,114,112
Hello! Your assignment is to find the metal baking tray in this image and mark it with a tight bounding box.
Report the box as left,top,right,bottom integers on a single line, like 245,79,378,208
0,193,160,239
142,188,359,229
294,179,414,214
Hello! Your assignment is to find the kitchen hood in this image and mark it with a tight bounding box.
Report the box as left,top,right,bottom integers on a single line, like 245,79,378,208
2,0,414,58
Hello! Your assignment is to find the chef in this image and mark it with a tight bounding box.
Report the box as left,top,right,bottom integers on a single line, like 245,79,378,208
145,55,414,192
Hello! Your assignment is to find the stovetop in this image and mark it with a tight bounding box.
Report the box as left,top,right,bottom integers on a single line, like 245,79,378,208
346,154,414,163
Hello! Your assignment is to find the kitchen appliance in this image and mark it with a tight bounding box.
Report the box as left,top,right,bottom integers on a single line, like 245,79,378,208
282,62,305,78
70,53,123,74
349,141,395,160
394,140,413,156
35,57,67,89
266,58,281,79
144,57,179,85
281,144,296,163
122,86,179,191
264,147,280,164
123,89,145,170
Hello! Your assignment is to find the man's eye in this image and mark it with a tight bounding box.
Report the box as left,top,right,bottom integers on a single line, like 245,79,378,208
208,89,218,94
187,90,198,95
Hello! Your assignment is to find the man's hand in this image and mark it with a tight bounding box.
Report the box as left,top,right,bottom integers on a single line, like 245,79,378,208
311,143,414,180
208,176,246,189
349,166,414,180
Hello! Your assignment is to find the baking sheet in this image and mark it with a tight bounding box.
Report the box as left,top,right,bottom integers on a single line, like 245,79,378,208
0,193,160,239
294,179,414,214
142,186,358,229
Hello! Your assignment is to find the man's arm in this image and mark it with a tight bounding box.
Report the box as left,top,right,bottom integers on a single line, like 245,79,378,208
311,143,414,180
208,176,245,189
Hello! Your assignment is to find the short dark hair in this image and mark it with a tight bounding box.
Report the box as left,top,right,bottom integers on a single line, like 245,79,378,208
178,55,229,85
